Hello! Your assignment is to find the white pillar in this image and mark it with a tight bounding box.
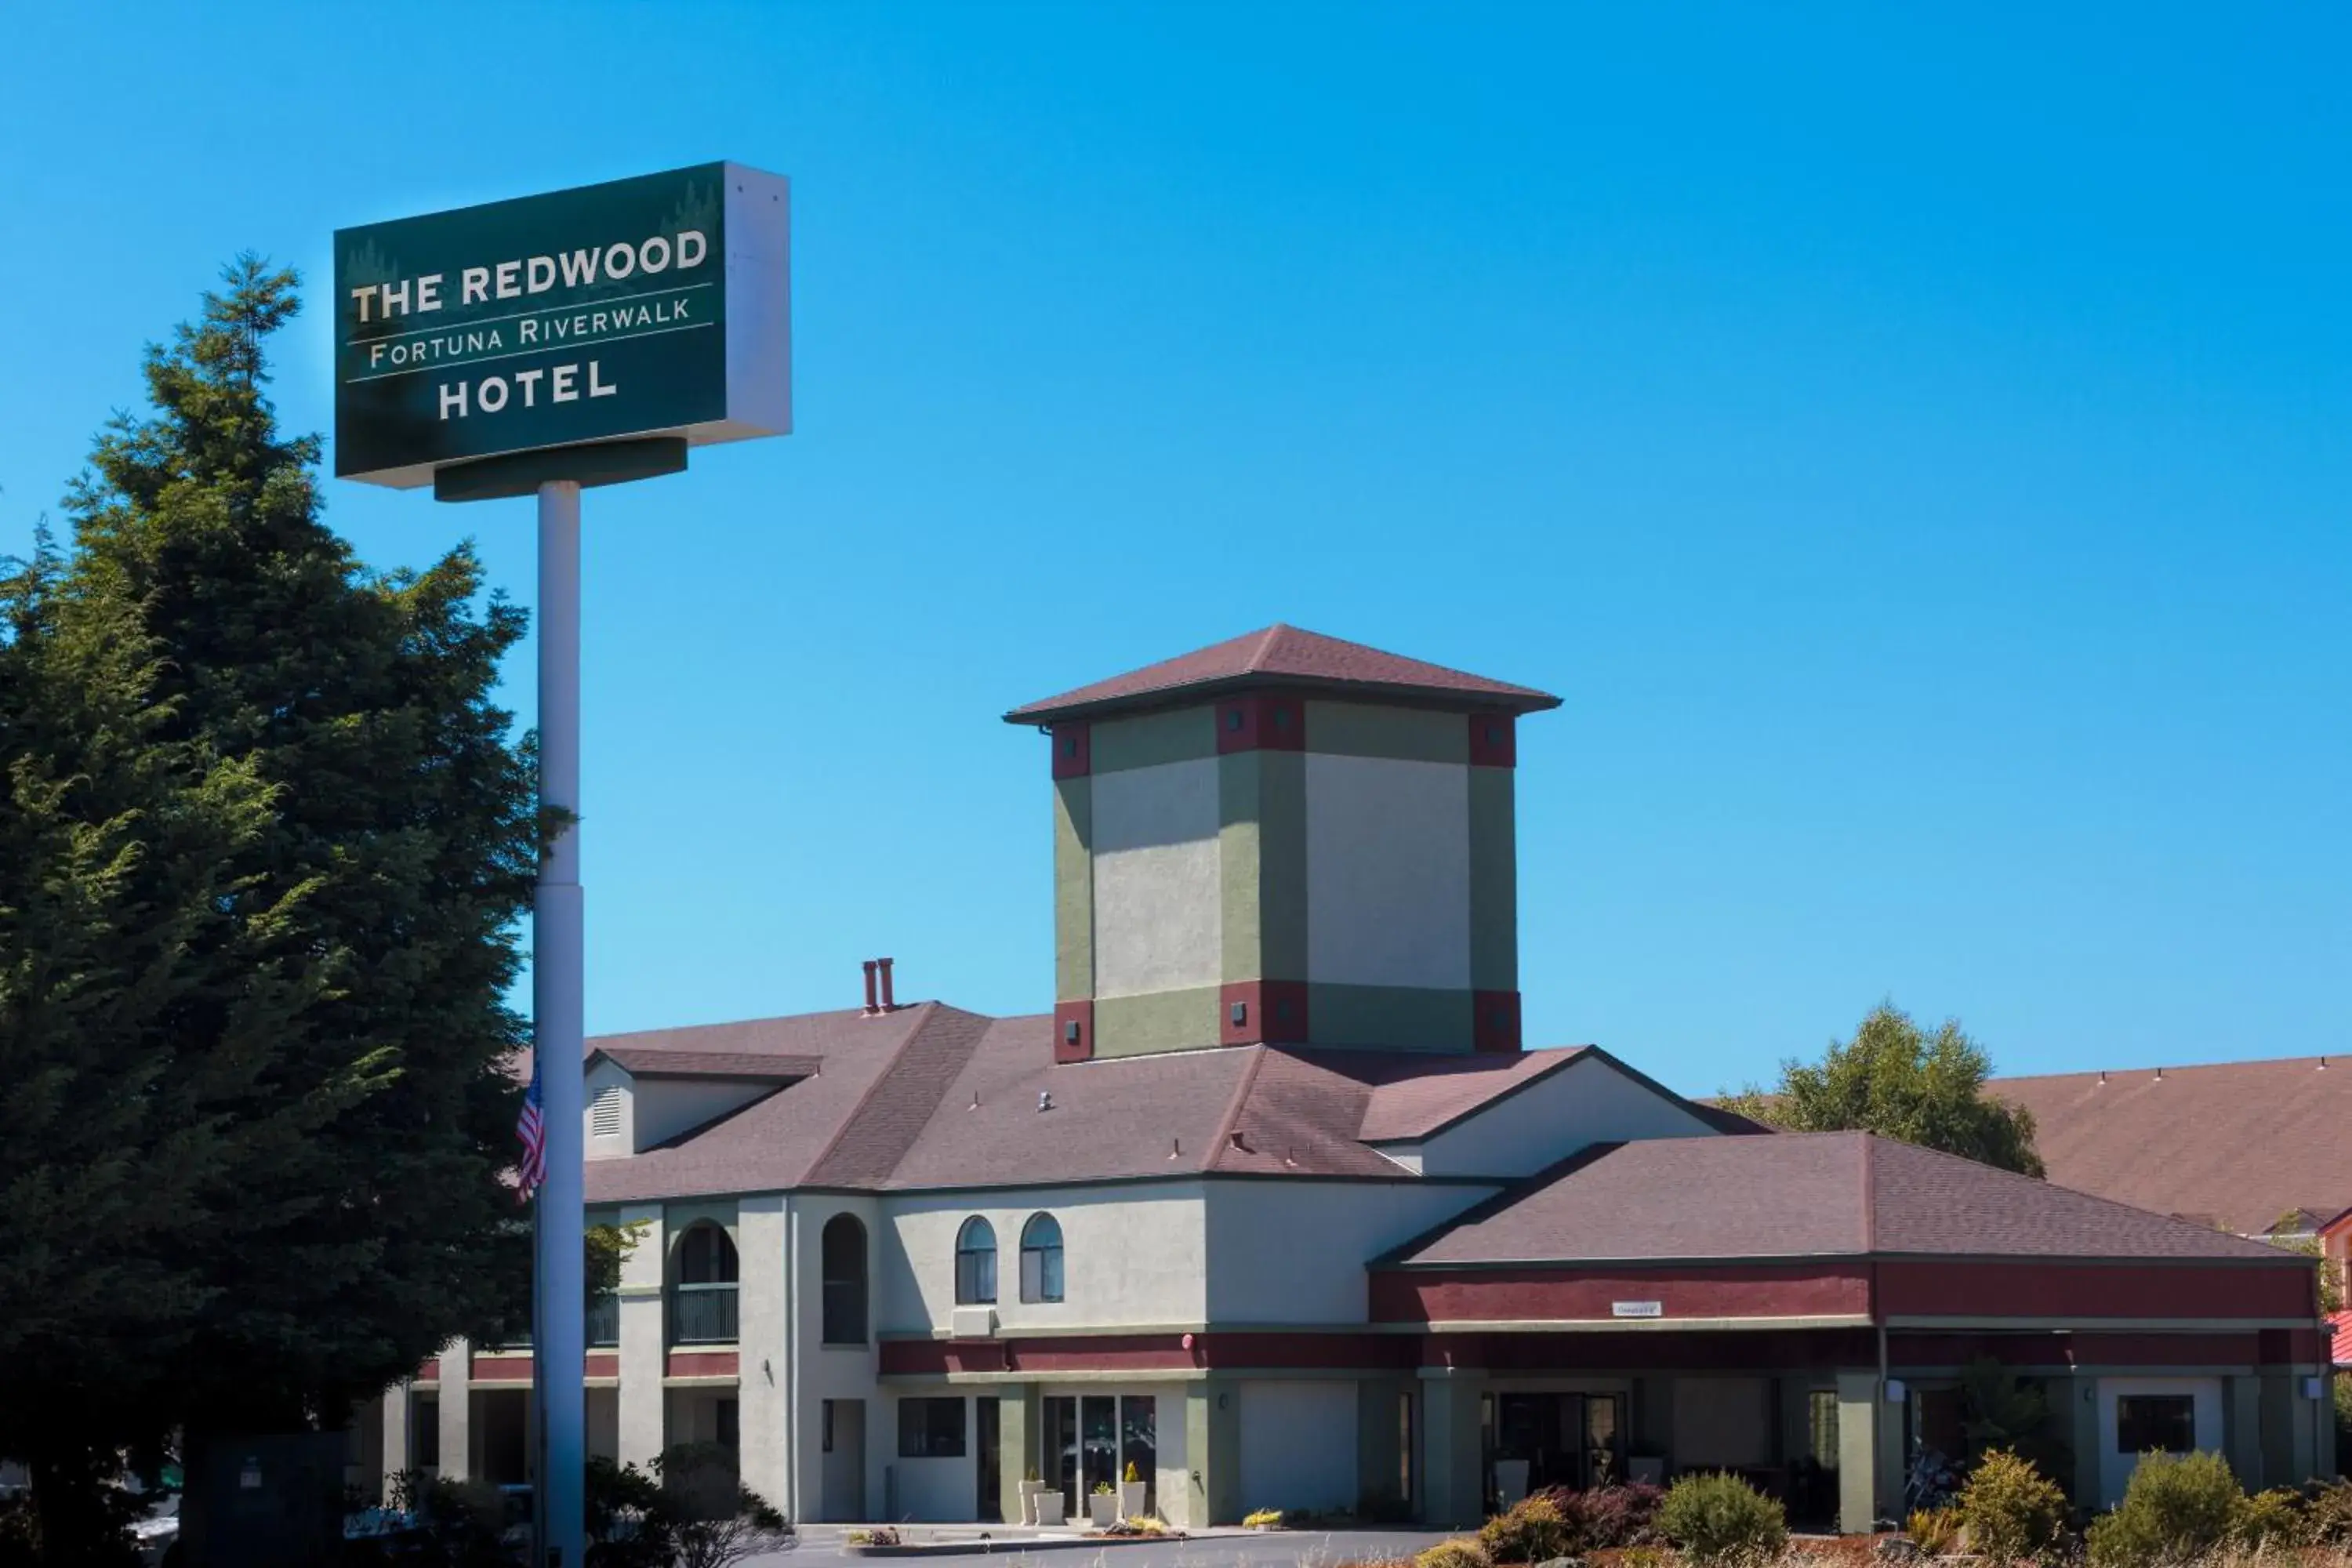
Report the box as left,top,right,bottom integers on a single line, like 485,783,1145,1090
535,479,587,1567
617,1203,669,1469
738,1196,791,1508
380,1385,411,1499
438,1342,472,1480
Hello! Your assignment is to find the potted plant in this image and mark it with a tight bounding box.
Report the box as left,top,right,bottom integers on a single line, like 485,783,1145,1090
1087,1479,1118,1527
1118,1461,1148,1522
1018,1467,1047,1526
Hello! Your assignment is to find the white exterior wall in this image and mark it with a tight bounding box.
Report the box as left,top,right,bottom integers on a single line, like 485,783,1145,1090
1204,1180,1490,1324
882,1184,1210,1334
1236,1381,1359,1515
1305,753,1471,989
634,1078,773,1151
1091,759,1222,998
786,1192,887,1526
888,1392,978,1522
736,1196,792,1508
1401,1054,1723,1178
2098,1377,2225,1507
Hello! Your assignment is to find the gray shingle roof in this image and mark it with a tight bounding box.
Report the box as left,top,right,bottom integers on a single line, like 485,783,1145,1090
1004,624,1561,723
1389,1132,2300,1268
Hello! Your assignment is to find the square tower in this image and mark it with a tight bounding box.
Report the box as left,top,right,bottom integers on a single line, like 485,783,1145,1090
1004,625,1559,1062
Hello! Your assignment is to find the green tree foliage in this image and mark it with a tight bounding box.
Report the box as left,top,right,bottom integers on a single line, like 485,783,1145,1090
1,257,555,1555
1720,1002,2045,1175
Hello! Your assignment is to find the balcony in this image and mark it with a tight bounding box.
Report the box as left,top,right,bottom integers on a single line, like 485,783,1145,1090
670,1283,739,1346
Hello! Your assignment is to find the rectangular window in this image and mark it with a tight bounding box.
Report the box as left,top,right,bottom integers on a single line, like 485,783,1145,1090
899,1396,967,1458
822,1399,835,1454
1399,1391,1416,1504
415,1396,440,1469
717,1399,740,1452
2117,1395,2196,1455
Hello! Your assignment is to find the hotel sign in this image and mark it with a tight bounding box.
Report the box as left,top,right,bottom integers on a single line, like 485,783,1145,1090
334,162,789,487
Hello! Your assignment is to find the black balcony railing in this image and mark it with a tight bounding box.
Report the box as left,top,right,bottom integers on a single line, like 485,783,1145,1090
670,1284,739,1345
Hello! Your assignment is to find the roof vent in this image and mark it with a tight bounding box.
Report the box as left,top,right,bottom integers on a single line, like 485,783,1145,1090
1038,1091,1053,1113
2322,1057,2330,1070
590,1084,622,1138
2154,1067,2165,1082
2097,1070,2107,1085
1168,1138,1181,1160
1228,1131,1247,1152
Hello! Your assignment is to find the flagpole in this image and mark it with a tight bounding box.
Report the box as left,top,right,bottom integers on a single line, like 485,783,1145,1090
533,478,586,1568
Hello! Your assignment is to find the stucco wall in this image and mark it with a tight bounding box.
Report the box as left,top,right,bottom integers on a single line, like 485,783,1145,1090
1204,1181,1490,1324
787,1194,887,1526
1236,1381,1359,1514
1091,759,1222,1000
634,1078,773,1152
1404,1054,1722,1178
1305,753,1470,990
881,1185,1209,1334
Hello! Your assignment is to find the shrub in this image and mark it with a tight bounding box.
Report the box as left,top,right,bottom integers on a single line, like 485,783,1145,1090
2234,1488,2307,1551
2305,1478,2352,1546
2086,1450,2245,1568
1483,1491,1573,1563
1958,1449,2069,1564
1416,1537,1493,1568
1243,1508,1287,1530
1907,1506,1963,1556
1656,1472,1788,1563
1579,1483,1666,1549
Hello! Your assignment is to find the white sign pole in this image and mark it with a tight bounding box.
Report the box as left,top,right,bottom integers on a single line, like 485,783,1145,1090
534,478,587,1567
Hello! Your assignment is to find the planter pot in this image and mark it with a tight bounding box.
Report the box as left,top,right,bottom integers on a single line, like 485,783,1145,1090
1018,1482,1051,1526
1034,1494,1067,1527
1087,1493,1118,1527
1119,1483,1148,1521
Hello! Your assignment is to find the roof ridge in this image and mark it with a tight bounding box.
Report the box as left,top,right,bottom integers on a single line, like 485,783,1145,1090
1247,623,1287,672
796,1001,948,1182
1207,1047,1271,1170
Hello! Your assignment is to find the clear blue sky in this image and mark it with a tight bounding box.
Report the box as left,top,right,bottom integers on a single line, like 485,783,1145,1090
4,3,2345,1094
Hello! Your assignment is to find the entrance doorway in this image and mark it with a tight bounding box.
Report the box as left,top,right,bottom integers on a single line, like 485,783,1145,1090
820,1399,866,1521
1040,1394,1157,1517
1487,1392,1623,1505
978,1399,1002,1522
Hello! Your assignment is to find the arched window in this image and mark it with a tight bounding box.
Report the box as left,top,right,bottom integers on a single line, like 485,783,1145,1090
1020,1213,1065,1303
822,1214,868,1345
671,1222,739,1345
955,1217,997,1305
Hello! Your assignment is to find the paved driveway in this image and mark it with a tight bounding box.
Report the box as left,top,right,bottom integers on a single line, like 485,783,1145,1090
742,1527,1456,1568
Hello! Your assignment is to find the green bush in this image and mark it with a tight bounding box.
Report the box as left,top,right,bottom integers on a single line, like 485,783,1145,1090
1480,1492,1572,1563
2234,1487,2308,1551
2304,1478,2352,1546
1414,1537,1491,1568
2085,1450,2245,1568
1958,1449,2069,1564
1907,1505,1962,1556
1656,1472,1788,1563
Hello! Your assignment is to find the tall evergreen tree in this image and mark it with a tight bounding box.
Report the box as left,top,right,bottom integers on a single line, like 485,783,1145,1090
2,257,550,1555
1721,1001,2045,1175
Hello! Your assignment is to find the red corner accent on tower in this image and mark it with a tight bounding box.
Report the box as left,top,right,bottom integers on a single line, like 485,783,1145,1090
1221,980,1309,1046
1051,720,1091,779
1214,694,1307,755
1054,999,1095,1063
1468,711,1517,768
1473,989,1522,1053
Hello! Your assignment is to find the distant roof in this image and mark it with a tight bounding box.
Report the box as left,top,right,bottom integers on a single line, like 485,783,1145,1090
577,998,1733,1203
1991,1056,2352,1236
1004,624,1562,724
1388,1132,2300,1268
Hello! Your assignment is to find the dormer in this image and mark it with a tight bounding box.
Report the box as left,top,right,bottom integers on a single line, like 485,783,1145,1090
1004,625,1559,1062
583,1047,819,1158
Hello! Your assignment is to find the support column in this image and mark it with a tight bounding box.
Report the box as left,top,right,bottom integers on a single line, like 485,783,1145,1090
380,1387,411,1500
616,1203,668,1469
1185,1382,1241,1527
2227,1376,2264,1490
1419,1368,1486,1529
1834,1372,1883,1535
998,1392,1032,1526
2065,1375,2101,1508
533,477,587,1568
437,1342,473,1481
736,1196,789,1508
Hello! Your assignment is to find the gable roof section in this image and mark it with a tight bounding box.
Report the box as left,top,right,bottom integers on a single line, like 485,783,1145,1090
1388,1131,2299,1269
1991,1056,2352,1236
1004,624,1561,724
593,1047,822,1080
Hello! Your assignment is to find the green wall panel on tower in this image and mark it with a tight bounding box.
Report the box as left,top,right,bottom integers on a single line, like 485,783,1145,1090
1054,778,1093,1002
1468,765,1518,993
1218,752,1263,983
1095,987,1221,1057
1257,750,1309,981
1308,983,1475,1051
1092,707,1217,774
1304,701,1469,764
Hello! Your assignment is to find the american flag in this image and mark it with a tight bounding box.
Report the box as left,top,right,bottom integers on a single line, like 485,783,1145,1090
515,1060,547,1203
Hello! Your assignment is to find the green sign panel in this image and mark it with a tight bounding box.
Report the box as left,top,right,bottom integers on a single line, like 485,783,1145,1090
335,162,789,487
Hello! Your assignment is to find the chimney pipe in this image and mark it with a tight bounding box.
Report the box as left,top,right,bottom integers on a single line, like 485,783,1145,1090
878,956,897,1011
862,960,879,1016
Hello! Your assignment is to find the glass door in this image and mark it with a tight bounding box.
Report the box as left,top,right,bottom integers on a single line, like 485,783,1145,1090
1120,1396,1156,1516
1042,1396,1079,1515
978,1399,1002,1522
1082,1396,1118,1506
